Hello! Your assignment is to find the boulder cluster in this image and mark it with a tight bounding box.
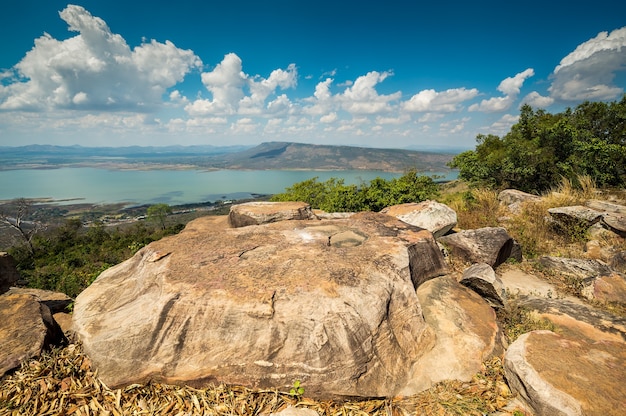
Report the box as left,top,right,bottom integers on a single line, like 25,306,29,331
2,194,625,415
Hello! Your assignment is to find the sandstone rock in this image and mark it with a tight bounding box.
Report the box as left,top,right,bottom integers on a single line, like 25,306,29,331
498,189,541,213
380,200,457,238
581,272,626,305
547,206,603,231
500,267,562,299
504,330,626,416
5,287,73,313
399,276,503,394
0,293,66,377
228,201,316,228
53,312,74,336
585,199,626,215
602,213,626,237
73,212,446,398
459,263,506,308
610,251,626,273
538,256,612,280
438,227,514,268
0,252,20,294
516,296,625,342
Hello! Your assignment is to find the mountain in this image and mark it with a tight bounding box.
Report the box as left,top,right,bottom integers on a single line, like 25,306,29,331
0,142,456,172
214,142,455,172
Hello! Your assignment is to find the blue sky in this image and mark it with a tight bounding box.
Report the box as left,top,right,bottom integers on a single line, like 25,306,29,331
1,1,625,150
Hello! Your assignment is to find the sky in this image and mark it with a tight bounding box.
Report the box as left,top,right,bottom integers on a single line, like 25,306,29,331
1,1,625,150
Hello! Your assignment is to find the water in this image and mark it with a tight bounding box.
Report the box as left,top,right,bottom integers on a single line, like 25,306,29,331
0,168,457,206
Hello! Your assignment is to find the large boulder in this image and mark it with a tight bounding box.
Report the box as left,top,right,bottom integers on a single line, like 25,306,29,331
547,206,603,231
380,200,457,238
538,256,612,280
504,330,626,416
73,212,448,398
498,189,541,213
399,276,503,394
0,252,20,294
438,227,514,268
228,201,317,227
0,293,66,377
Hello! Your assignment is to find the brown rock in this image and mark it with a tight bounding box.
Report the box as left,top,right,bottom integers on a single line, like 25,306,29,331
585,199,626,215
380,200,457,238
538,256,612,280
73,212,445,398
228,201,316,227
5,287,73,313
438,227,514,268
400,276,503,394
0,252,20,294
610,251,626,274
459,263,507,309
0,294,66,377
498,189,541,214
581,272,626,305
547,206,603,231
504,330,626,416
602,213,626,237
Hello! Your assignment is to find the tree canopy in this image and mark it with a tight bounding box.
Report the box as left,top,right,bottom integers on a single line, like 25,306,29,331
449,95,626,193
270,170,439,212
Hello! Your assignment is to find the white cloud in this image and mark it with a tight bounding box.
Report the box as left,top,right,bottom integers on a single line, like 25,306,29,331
0,5,201,111
320,112,338,123
521,91,554,108
549,27,626,101
488,113,519,136
198,53,247,114
469,69,534,112
403,87,479,112
339,71,401,115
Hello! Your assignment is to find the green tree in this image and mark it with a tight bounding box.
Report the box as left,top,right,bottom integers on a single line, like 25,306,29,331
147,203,172,230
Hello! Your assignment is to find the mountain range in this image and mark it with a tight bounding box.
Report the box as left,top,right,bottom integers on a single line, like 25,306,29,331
0,142,456,173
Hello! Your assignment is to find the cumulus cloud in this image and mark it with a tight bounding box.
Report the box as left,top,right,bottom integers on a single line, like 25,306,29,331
0,5,201,111
403,87,479,112
339,71,401,114
549,27,626,101
488,114,520,136
187,53,297,116
521,91,554,108
469,69,534,112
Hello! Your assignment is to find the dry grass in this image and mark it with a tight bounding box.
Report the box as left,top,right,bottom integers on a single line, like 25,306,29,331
0,344,516,416
450,188,504,230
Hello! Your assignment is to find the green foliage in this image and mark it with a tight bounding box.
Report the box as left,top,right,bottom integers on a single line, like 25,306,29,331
271,170,439,212
449,96,626,192
9,219,182,298
147,203,173,230
289,380,304,396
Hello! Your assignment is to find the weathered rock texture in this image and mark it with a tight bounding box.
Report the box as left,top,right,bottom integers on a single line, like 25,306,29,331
5,287,73,314
0,293,65,377
504,330,626,416
400,276,503,394
228,201,316,228
73,212,448,398
438,227,514,268
0,252,20,294
547,206,603,231
380,200,457,238
498,189,541,213
459,263,507,309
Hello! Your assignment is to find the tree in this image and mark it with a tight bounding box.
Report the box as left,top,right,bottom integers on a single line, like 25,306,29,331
147,203,172,230
0,198,46,254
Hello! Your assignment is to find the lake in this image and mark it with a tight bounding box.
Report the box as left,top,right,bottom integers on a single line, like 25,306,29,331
0,168,457,206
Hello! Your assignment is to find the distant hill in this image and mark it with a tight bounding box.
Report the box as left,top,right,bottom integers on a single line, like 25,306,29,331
0,142,456,172
215,142,455,172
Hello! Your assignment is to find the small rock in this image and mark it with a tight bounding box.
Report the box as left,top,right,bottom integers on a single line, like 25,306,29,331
381,200,457,238
610,251,626,274
459,263,507,308
538,256,612,280
581,272,626,306
5,287,73,314
498,189,541,213
547,206,603,232
228,201,316,228
585,199,626,215
602,213,626,238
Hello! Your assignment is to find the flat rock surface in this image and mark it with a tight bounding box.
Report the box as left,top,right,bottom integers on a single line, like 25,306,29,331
380,200,457,238
505,330,626,416
73,212,445,398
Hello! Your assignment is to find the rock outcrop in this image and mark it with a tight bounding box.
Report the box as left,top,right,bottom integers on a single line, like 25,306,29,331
73,212,447,398
0,293,66,377
380,200,457,238
438,227,514,268
459,263,507,309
